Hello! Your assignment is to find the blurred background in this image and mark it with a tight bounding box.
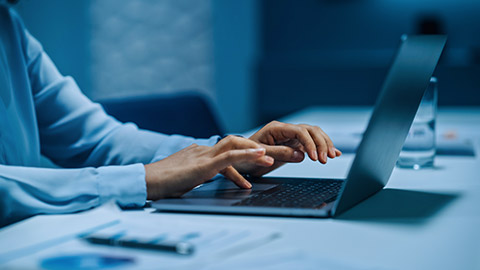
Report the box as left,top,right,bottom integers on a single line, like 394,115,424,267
14,0,480,133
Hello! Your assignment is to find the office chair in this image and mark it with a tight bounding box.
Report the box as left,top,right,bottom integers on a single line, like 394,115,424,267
98,91,224,139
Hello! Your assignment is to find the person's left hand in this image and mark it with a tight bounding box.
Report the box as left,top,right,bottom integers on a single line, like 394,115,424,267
234,121,342,177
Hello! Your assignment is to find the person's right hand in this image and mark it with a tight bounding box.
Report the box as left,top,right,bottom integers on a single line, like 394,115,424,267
144,136,274,200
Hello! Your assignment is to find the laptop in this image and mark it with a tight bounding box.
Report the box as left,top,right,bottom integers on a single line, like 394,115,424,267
153,35,447,218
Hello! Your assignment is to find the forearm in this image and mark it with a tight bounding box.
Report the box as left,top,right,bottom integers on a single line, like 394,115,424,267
0,164,146,227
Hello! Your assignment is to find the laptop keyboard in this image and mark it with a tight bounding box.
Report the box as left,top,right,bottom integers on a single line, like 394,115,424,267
232,179,343,208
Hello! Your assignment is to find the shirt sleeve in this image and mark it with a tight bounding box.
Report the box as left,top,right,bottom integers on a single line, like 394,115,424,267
0,9,221,227
24,29,219,168
0,163,146,227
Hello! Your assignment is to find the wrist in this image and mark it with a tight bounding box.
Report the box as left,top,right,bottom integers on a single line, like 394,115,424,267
144,164,160,200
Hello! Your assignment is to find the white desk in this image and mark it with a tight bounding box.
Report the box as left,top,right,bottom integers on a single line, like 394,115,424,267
1,107,479,269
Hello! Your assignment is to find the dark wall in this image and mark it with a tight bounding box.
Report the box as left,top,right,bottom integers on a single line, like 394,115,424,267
14,0,91,96
257,0,480,123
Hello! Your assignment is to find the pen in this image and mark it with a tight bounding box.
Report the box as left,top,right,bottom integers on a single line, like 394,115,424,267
83,236,195,255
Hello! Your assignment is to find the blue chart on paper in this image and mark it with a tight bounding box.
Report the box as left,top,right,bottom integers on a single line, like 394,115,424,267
40,253,135,270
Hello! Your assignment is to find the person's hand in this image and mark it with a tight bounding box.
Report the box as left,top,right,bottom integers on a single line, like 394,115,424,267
144,136,274,200
235,121,342,176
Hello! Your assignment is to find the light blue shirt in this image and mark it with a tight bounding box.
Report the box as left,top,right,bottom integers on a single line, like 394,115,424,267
0,6,219,227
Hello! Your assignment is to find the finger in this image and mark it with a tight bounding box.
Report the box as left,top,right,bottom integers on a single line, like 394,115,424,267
250,122,318,161
302,125,338,162
316,128,336,159
307,126,336,164
306,128,329,164
263,145,305,163
211,148,266,171
237,155,275,168
247,161,286,177
220,166,252,189
314,130,335,163
256,155,276,167
282,139,303,150
278,125,318,161
335,148,342,156
215,135,262,153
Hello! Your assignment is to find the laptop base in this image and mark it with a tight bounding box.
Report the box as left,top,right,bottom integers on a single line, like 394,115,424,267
152,177,344,218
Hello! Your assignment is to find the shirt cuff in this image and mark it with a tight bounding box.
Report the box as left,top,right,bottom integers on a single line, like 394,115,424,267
96,163,147,207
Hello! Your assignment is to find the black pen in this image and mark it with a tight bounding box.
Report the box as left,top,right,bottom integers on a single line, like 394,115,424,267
83,235,195,255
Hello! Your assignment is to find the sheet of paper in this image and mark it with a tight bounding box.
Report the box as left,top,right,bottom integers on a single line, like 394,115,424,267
1,202,280,270
0,202,121,265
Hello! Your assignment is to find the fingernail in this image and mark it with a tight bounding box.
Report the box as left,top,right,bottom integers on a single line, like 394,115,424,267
322,152,327,163
246,182,252,188
329,147,335,157
293,151,303,161
265,156,274,163
312,151,318,161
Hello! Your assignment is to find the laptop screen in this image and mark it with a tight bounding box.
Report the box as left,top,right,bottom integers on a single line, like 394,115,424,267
333,35,447,216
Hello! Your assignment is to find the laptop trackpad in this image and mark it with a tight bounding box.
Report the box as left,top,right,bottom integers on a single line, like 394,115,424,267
184,178,278,201
154,178,278,207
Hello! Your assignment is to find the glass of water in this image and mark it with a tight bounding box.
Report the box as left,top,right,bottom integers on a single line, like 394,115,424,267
397,77,438,169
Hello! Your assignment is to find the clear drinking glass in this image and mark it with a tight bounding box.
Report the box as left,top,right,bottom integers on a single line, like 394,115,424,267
397,77,437,169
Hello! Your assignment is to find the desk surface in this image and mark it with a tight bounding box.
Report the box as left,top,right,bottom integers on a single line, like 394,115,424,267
2,107,480,269
228,107,480,269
